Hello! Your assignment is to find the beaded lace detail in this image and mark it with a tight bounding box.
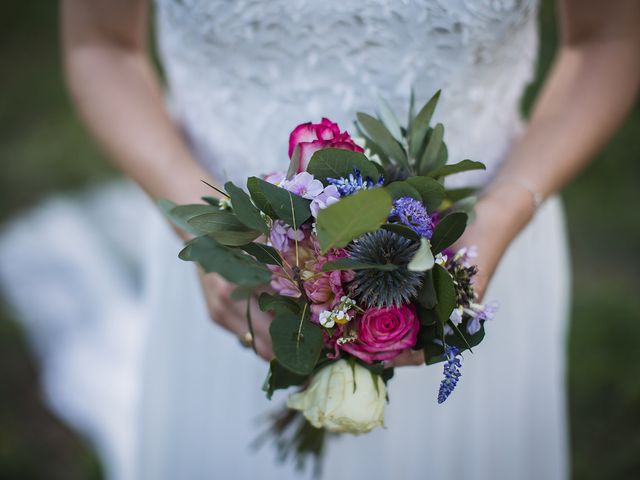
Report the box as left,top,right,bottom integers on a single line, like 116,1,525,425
155,0,539,187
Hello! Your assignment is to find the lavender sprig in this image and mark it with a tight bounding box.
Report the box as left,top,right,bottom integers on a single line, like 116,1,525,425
437,346,462,404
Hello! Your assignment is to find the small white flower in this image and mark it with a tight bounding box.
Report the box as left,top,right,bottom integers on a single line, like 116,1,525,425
449,306,464,326
319,310,335,328
435,253,448,267
218,198,232,210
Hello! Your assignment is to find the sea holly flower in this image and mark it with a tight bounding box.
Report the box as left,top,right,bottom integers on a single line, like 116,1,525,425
326,168,384,197
288,118,364,172
389,196,434,238
438,346,462,404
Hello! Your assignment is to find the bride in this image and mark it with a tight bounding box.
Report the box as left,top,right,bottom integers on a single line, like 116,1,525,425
20,0,638,478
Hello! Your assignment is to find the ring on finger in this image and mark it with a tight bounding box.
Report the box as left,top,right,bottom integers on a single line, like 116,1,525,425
238,331,254,348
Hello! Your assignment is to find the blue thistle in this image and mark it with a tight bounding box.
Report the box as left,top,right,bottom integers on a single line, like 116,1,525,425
437,346,462,404
389,197,434,238
326,168,384,197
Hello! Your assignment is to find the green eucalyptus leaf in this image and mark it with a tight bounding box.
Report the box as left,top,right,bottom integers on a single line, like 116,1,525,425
354,123,391,167
405,176,445,211
306,148,380,183
376,96,404,143
430,212,468,254
432,264,457,325
407,238,435,272
201,196,221,207
179,236,271,287
263,359,308,400
429,160,486,179
434,141,449,170
381,223,421,240
247,176,311,228
270,309,323,375
160,201,219,235
208,229,261,246
239,243,283,266
416,270,438,309
409,90,440,159
357,112,410,171
316,188,393,253
258,293,303,315
385,181,422,201
231,285,254,301
418,123,444,175
322,258,398,272
407,87,416,132
224,181,269,235
445,187,479,203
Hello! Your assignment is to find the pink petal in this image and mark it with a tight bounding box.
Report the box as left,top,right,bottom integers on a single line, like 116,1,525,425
288,123,318,157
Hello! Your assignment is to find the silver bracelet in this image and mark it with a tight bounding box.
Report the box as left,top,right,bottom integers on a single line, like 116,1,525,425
493,175,543,212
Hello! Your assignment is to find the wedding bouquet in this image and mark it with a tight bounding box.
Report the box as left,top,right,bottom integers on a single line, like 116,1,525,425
161,91,495,467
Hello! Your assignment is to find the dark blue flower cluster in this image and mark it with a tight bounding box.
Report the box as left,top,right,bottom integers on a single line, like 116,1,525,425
390,196,434,238
326,168,384,197
437,346,462,404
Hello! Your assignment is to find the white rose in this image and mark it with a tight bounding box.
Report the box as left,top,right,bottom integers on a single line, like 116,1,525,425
286,360,386,433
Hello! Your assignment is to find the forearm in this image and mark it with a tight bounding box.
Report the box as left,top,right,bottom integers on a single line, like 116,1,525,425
62,2,215,205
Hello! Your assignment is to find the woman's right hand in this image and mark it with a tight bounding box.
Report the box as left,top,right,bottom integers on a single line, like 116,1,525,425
198,272,274,361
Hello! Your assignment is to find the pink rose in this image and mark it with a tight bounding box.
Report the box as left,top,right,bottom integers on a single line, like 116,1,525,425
341,305,420,363
288,118,364,172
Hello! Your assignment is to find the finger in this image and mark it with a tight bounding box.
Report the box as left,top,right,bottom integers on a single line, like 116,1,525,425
385,349,424,368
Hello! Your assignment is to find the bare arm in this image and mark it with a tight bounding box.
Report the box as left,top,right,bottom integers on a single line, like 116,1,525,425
391,0,640,366
61,0,214,205
464,0,640,296
61,0,273,360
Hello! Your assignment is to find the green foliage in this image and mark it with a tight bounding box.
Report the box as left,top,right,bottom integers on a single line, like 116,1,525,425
357,112,410,171
418,123,445,174
406,176,445,211
384,181,422,201
246,176,311,228
306,148,380,183
262,359,308,400
269,307,323,375
432,264,457,326
430,212,468,253
258,293,303,315
409,90,441,159
224,181,270,235
239,243,282,266
429,159,486,179
380,223,421,240
315,188,392,253
179,236,271,287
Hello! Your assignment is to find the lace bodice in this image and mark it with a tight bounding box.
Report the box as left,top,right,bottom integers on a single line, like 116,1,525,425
154,0,539,187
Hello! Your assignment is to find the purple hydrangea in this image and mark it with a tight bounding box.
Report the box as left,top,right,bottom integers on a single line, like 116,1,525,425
390,196,434,238
438,346,462,404
326,168,384,197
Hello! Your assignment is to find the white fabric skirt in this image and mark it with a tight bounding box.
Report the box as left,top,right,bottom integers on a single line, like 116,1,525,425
0,182,570,480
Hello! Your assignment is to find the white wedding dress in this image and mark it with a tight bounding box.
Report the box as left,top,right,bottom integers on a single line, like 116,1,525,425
0,0,570,479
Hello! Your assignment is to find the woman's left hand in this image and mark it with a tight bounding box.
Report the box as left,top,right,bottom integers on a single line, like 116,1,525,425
386,181,536,367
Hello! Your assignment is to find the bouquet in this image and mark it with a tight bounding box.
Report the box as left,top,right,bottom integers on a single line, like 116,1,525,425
161,91,496,469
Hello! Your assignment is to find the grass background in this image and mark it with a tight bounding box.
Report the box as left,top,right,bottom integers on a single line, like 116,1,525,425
1,1,638,479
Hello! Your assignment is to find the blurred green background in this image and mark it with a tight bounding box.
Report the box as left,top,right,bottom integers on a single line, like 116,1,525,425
1,1,638,479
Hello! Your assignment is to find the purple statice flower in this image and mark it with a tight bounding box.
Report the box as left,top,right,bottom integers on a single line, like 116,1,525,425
438,346,462,404
310,184,341,217
389,196,434,238
280,171,324,200
326,168,384,197
465,301,498,335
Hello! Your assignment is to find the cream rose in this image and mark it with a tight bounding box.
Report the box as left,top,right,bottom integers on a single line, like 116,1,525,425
286,360,385,433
